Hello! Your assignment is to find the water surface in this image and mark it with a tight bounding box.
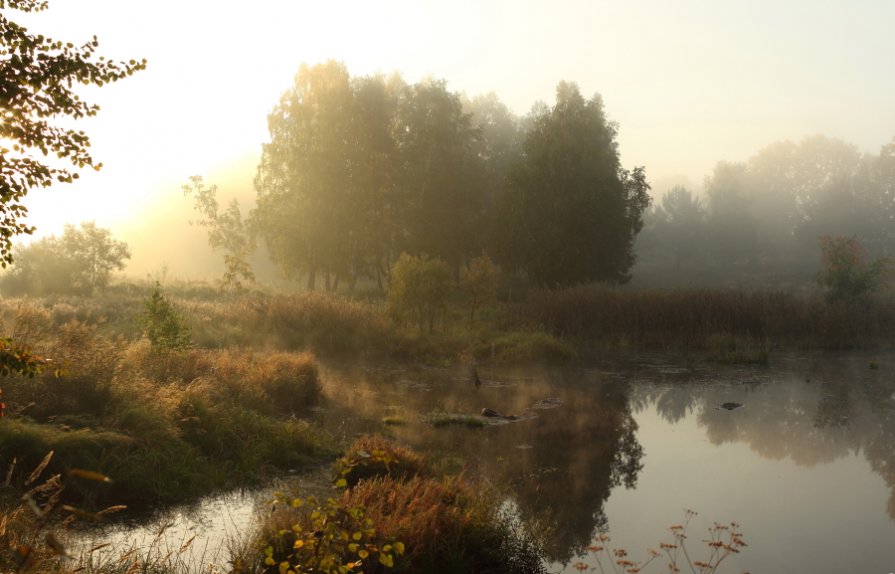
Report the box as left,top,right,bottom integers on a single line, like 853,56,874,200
86,353,895,573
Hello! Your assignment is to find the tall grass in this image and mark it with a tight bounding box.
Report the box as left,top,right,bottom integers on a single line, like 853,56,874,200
247,436,545,574
514,285,895,350
0,305,331,510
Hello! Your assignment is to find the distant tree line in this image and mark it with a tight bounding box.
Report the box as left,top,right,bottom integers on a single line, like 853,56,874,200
250,60,651,291
637,135,895,286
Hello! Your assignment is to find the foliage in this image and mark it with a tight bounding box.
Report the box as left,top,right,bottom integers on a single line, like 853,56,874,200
575,510,747,574
0,0,146,265
344,475,546,574
646,186,706,270
636,135,895,287
333,435,426,488
0,316,329,509
182,175,256,292
478,330,576,364
421,411,486,428
0,336,45,377
461,253,498,325
497,82,651,287
392,78,486,273
138,283,192,353
388,253,453,334
259,494,404,574
0,221,130,295
253,62,495,291
817,235,890,302
253,61,400,291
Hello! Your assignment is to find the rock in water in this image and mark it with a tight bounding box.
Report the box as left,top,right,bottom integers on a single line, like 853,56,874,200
720,402,742,411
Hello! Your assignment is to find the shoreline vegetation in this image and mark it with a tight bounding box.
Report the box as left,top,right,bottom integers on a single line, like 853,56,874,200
0,280,887,572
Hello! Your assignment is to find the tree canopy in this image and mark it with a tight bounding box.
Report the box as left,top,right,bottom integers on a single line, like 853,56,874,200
496,82,651,287
252,64,652,291
0,221,130,295
0,0,146,265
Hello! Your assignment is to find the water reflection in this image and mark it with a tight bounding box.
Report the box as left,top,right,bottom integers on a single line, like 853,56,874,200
321,354,895,571
80,354,895,573
628,354,895,521
318,365,644,562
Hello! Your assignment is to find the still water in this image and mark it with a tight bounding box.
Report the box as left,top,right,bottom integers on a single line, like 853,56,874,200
87,353,895,573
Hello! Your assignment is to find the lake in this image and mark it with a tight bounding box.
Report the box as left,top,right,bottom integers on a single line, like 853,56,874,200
83,353,895,573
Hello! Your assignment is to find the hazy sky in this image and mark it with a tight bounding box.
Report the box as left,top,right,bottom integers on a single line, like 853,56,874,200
14,0,895,270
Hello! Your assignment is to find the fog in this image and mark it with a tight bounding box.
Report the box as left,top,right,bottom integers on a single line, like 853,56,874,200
11,0,895,284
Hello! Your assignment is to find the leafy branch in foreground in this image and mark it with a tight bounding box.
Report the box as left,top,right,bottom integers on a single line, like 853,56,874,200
0,0,146,265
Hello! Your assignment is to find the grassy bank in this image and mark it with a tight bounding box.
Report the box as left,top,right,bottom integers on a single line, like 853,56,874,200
8,280,890,369
0,308,331,511
1,281,892,529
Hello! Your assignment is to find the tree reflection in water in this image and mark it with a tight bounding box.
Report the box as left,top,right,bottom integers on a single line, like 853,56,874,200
319,353,895,570
319,365,644,564
628,354,895,520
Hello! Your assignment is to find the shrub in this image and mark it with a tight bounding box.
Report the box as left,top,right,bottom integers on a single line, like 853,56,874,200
333,435,427,488
258,494,405,574
389,253,453,334
138,283,192,352
817,235,891,302
479,330,576,364
462,254,498,326
344,476,546,574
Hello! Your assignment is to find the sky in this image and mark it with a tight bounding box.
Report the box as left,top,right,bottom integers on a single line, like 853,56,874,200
12,0,895,275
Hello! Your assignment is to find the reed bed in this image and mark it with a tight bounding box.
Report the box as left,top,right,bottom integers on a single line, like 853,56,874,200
514,286,895,350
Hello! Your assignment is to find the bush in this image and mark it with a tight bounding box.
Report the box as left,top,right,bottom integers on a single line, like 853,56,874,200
138,282,192,352
817,235,891,302
334,435,427,488
462,254,498,325
389,253,453,334
344,476,545,574
258,494,405,574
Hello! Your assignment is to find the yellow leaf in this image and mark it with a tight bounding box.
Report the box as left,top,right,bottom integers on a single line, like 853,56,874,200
293,539,304,549
394,542,405,555
352,532,362,541
358,549,369,559
379,553,394,568
335,478,348,488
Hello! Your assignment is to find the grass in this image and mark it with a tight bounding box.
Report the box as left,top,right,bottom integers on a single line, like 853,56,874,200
245,437,545,574
421,411,487,428
514,285,895,352
0,303,333,511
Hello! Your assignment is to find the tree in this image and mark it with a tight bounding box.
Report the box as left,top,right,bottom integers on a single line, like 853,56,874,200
817,235,890,303
254,62,401,291
704,161,758,268
461,253,498,326
497,82,650,287
388,253,453,334
0,221,129,295
0,0,146,265
653,186,706,270
182,175,255,291
393,79,486,275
